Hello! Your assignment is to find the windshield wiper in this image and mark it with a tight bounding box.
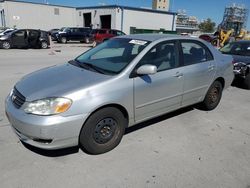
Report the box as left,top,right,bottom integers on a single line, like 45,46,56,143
72,60,105,74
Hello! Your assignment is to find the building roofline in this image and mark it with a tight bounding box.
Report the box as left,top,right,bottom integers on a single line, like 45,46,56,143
76,5,177,15
3,0,76,9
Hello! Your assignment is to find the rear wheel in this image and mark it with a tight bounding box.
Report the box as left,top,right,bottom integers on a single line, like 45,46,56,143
41,41,48,49
2,41,11,49
199,81,223,111
79,107,127,155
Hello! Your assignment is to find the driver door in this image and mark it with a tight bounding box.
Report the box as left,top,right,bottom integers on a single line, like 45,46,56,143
133,40,184,122
11,30,28,48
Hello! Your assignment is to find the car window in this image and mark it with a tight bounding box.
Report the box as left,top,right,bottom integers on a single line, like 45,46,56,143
181,41,213,65
116,31,125,36
138,41,178,72
91,48,125,59
221,42,250,56
29,30,39,38
13,30,26,37
76,38,150,75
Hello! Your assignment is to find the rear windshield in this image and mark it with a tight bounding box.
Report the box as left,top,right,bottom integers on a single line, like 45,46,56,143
220,42,250,56
75,38,150,75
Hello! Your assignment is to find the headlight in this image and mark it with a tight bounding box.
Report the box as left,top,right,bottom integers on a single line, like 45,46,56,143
24,97,72,116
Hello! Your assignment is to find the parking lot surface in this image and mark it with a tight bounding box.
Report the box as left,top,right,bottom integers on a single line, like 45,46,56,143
0,43,250,188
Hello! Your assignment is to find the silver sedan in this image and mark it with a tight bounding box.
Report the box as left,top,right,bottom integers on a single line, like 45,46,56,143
5,34,234,154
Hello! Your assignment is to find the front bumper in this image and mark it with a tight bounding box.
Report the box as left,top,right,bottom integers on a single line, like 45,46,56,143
233,63,250,78
5,95,88,150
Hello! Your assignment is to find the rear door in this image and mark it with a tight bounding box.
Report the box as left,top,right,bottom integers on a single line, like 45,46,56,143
28,30,40,48
11,30,28,48
133,40,184,122
179,40,216,106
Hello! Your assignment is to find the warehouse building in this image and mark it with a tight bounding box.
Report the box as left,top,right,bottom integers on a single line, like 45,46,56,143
76,5,176,34
0,0,177,34
0,0,76,30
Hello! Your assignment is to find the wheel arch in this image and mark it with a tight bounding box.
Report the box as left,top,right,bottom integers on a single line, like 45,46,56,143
82,103,129,129
214,77,225,89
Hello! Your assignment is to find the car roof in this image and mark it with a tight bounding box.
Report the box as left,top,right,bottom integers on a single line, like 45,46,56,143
116,34,192,42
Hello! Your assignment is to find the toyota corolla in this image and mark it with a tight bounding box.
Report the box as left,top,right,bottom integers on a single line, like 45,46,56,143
5,34,234,154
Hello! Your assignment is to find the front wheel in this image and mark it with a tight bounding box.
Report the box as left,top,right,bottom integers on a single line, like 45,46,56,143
79,107,127,154
199,81,223,111
2,41,11,49
60,37,67,44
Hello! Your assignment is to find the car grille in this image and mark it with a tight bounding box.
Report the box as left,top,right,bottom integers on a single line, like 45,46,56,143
11,87,26,109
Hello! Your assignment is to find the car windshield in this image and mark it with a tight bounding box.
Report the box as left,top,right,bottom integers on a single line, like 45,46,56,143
59,27,66,32
74,38,150,75
220,42,250,56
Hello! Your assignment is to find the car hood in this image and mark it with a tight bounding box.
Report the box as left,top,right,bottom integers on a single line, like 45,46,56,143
15,63,112,101
232,55,250,65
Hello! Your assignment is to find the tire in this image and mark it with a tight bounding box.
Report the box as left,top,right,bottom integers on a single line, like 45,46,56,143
243,74,250,89
211,38,219,47
79,107,127,155
2,41,11,49
199,81,223,111
60,37,67,44
92,41,97,47
41,41,48,49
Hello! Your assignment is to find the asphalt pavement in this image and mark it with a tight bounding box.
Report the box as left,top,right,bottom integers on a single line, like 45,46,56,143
0,43,250,188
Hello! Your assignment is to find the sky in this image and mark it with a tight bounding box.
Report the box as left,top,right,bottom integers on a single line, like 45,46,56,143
20,0,250,30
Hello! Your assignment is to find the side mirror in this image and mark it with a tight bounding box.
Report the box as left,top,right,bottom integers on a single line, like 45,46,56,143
136,64,157,75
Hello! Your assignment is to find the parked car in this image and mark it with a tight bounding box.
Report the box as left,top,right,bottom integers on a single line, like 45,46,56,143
51,27,91,43
0,28,16,36
50,27,65,41
220,40,250,89
88,29,126,46
5,34,233,154
0,29,50,49
47,28,59,36
199,34,216,43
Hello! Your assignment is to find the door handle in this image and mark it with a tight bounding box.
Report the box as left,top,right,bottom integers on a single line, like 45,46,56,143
173,72,183,78
208,65,215,71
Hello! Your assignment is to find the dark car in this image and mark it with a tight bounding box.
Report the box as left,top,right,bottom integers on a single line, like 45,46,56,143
48,28,60,36
0,29,50,49
88,29,126,46
220,40,250,89
52,27,91,43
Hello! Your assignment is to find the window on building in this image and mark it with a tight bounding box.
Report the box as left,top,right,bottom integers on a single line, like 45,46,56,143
79,11,82,16
54,8,60,15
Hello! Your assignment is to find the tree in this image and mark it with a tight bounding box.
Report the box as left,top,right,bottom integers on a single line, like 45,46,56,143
199,18,216,33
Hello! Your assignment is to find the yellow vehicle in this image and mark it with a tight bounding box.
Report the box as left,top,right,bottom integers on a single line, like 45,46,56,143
211,28,250,48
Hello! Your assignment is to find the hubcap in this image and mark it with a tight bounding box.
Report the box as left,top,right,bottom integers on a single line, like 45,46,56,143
93,118,117,144
61,38,66,43
208,87,219,104
3,42,10,49
41,42,47,48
